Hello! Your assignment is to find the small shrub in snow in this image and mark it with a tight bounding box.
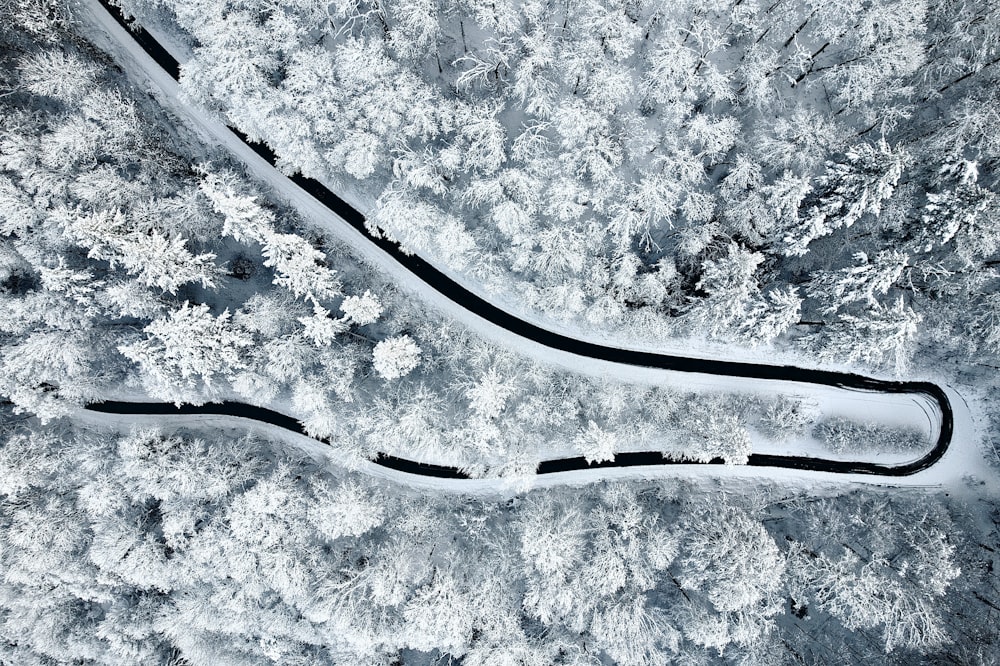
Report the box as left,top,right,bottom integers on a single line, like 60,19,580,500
813,417,926,455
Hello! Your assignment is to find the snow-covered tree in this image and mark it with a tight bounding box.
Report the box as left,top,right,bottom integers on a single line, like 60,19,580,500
807,250,908,315
759,396,817,441
119,302,252,403
37,258,99,305
402,571,476,655
197,169,276,244
797,540,958,653
784,140,910,256
298,304,349,347
307,479,385,541
607,175,681,249
573,420,617,464
114,231,219,294
807,296,922,374
466,367,517,419
339,290,383,326
968,291,1000,355
261,231,342,303
1,329,97,421
517,497,585,578
675,400,753,465
736,285,803,346
372,334,421,379
387,0,443,59
921,160,999,261
67,209,219,294
676,502,786,650
457,103,507,174
18,50,98,103
590,597,679,666
689,243,766,339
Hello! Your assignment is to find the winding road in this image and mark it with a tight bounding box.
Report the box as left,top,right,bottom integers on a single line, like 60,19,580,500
84,0,954,479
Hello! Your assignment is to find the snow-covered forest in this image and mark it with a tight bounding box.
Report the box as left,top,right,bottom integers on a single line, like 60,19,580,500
1,421,992,664
1,0,999,663
119,0,1000,371
1,3,916,474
